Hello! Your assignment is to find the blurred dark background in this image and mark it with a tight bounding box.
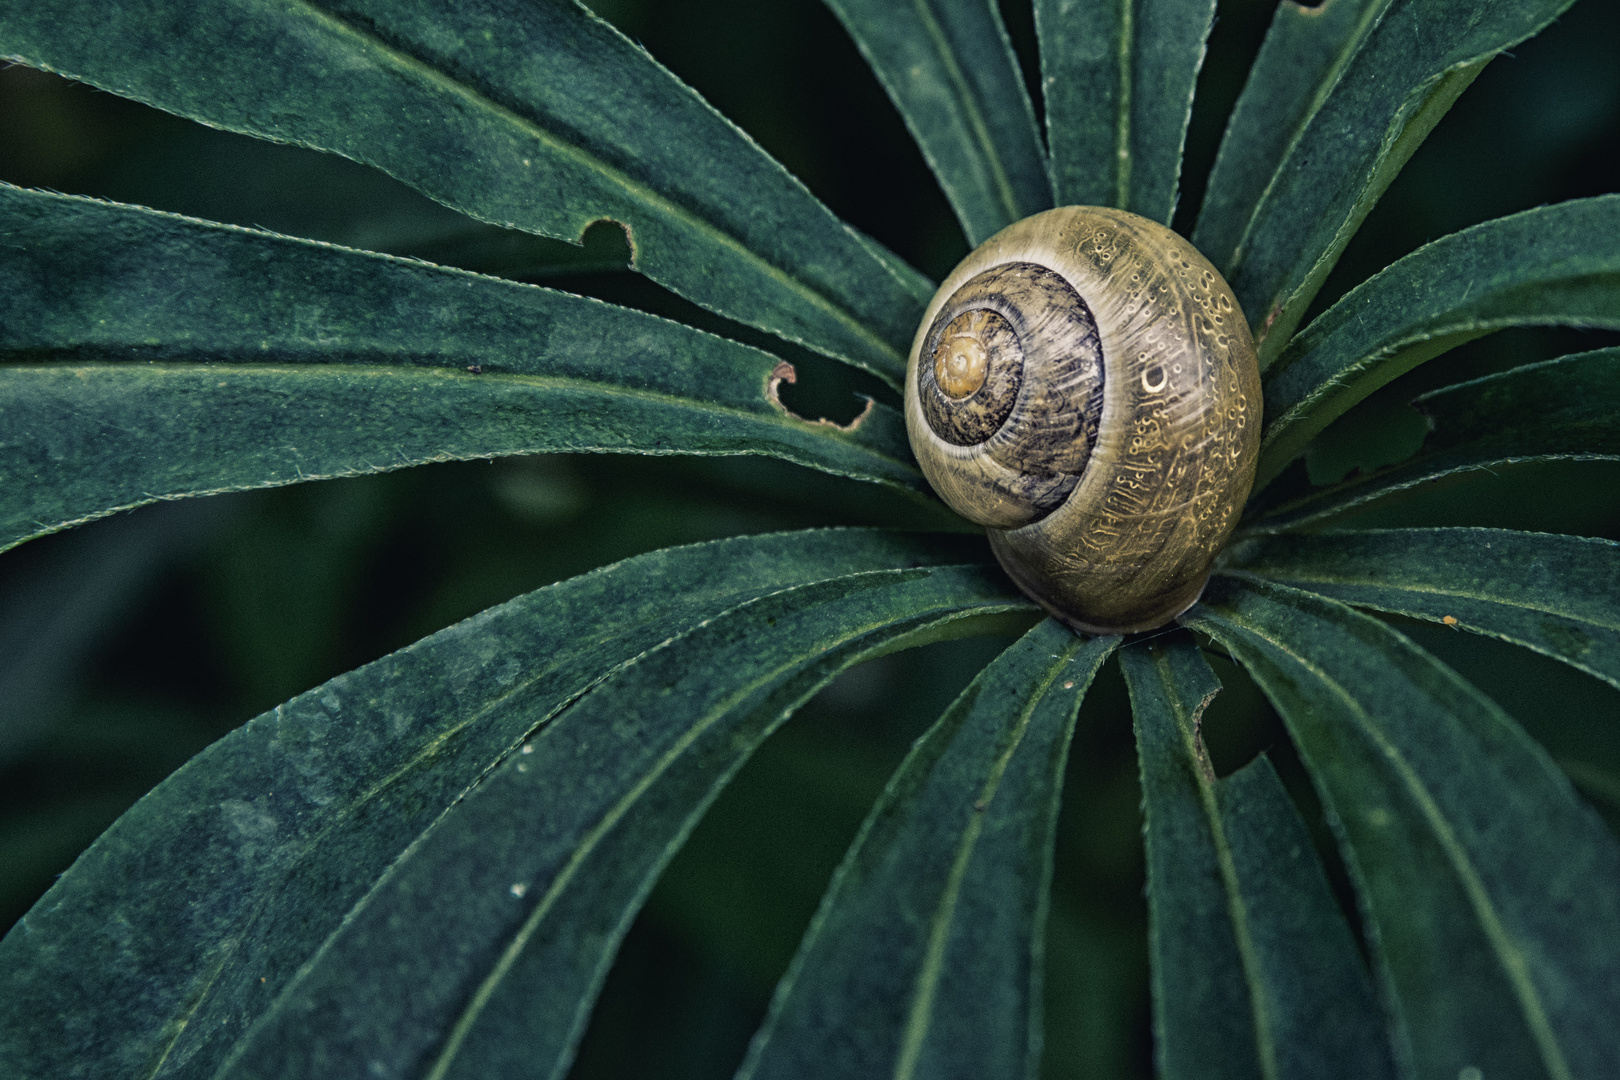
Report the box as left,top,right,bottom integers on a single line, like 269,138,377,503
2,1,1618,1076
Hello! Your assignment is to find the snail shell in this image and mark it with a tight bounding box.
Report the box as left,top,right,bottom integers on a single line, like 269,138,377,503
905,206,1261,634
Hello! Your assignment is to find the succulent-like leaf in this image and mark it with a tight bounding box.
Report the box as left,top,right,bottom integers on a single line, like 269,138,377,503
1034,0,1216,224
0,187,927,552
1253,196,1620,488
0,0,928,382
738,619,1114,1080
1122,636,1395,1080
1189,578,1620,1080
1226,528,1620,693
1246,347,1620,532
0,529,1030,1080
825,0,1051,247
1193,0,1391,276
1206,0,1579,360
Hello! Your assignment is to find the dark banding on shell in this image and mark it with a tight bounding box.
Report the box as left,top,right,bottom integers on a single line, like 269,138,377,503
914,262,1105,518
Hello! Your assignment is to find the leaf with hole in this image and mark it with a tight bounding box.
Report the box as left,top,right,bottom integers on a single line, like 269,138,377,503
0,186,929,551
1122,636,1395,1080
0,0,928,380
1190,578,1620,1080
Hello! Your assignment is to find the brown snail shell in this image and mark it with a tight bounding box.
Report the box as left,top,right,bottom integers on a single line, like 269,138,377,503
905,206,1261,634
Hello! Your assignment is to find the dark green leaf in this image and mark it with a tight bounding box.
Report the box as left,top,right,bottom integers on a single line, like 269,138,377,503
1254,196,1620,488
0,529,1027,1080
738,620,1116,1080
1034,0,1217,224
1211,0,1578,361
1193,0,1390,279
225,572,1033,1080
1189,578,1620,1080
1214,759,1399,1080
0,187,926,552
825,0,1051,246
1245,347,1620,533
1121,636,1394,1080
1225,528,1620,692
0,0,928,381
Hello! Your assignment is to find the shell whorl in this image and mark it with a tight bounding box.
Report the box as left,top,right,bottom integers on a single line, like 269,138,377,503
914,262,1105,525
904,206,1262,635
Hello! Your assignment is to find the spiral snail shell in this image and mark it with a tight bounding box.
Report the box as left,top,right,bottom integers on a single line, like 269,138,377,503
905,206,1261,634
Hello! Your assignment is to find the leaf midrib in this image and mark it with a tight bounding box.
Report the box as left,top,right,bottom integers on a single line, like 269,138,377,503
159,576,770,1078
890,634,1085,1080
1218,0,1391,278
206,567,998,1079
1242,446,1619,535
288,0,904,370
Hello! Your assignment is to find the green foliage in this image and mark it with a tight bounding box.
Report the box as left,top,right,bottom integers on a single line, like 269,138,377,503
1195,0,1580,362
1255,197,1620,487
0,186,924,550
1190,581,1620,1078
1250,348,1620,531
1227,528,1620,689
1,0,1618,1078
1,0,928,381
1123,638,1394,1080
825,0,1050,245
1034,0,1217,223
741,623,1114,1080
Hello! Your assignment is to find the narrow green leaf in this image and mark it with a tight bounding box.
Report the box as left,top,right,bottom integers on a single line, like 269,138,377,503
0,0,926,381
0,187,926,551
229,569,1034,1080
1253,197,1620,488
1122,636,1395,1080
1245,347,1620,533
1189,578,1620,1080
1193,0,1391,276
825,0,1051,246
1123,638,1258,1079
1225,528,1620,693
1215,758,1399,1080
0,529,1025,1080
737,620,1116,1080
1212,0,1578,361
1034,0,1217,224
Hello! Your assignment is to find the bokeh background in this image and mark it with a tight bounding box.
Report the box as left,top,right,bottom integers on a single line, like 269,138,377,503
2,1,1618,1075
